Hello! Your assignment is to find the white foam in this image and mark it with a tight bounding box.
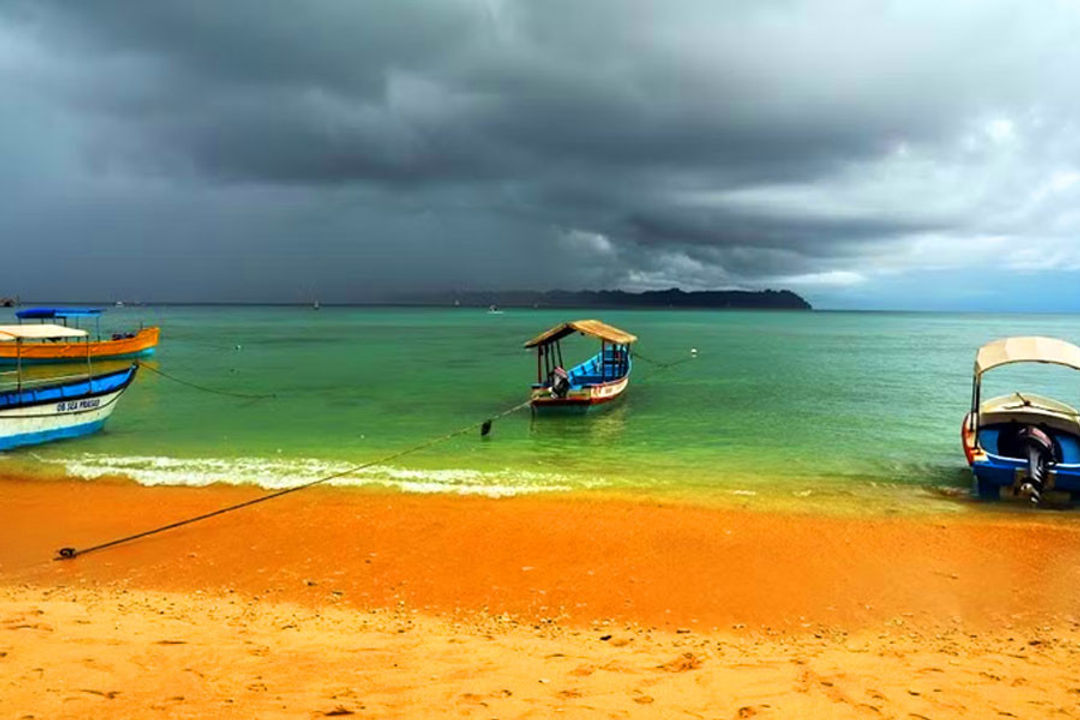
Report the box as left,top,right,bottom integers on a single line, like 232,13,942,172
43,452,585,498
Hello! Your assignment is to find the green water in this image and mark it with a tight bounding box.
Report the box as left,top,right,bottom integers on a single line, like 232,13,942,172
7,306,1080,513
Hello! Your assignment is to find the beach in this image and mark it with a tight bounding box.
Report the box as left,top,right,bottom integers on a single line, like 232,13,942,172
5,475,1080,718
11,0,1080,712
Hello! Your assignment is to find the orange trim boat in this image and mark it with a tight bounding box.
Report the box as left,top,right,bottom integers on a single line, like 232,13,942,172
0,326,159,364
0,307,159,364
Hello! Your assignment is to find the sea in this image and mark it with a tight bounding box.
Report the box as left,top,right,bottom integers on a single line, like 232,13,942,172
6,305,1080,515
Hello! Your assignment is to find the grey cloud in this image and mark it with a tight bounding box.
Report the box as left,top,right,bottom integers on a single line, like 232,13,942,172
3,1,1080,303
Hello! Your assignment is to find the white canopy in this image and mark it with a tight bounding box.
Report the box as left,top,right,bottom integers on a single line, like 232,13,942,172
0,323,88,341
974,336,1080,377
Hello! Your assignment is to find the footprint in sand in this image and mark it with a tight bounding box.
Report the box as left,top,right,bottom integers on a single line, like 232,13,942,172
660,652,703,672
457,693,489,707
736,704,772,717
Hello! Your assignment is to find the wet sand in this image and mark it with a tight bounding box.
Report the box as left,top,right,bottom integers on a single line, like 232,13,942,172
4,475,1080,717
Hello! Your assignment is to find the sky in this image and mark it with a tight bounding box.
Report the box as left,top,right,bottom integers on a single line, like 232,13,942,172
3,1,1080,310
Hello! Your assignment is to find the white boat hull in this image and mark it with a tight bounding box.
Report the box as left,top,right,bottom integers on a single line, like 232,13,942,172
0,384,131,451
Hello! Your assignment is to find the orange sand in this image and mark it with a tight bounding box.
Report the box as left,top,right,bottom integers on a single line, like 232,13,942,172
5,585,1080,719
4,476,1080,629
4,476,1080,717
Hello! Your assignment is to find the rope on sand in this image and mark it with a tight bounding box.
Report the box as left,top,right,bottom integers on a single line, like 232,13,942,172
54,399,531,561
55,348,691,560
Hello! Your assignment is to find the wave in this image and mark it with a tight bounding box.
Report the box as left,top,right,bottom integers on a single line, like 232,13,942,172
38,452,587,498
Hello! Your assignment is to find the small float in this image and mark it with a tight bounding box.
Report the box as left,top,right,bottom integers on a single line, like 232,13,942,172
0,323,138,450
524,319,636,412
0,307,159,364
963,336,1080,504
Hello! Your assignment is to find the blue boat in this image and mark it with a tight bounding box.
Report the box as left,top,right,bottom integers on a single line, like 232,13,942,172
0,323,138,451
524,319,637,412
962,336,1080,504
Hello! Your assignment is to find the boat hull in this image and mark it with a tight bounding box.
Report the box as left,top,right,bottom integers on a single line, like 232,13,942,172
0,366,137,451
0,326,159,365
531,375,629,413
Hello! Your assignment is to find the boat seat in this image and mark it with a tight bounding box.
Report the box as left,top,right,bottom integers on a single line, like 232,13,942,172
982,422,1080,463
977,428,1000,455
1057,434,1080,463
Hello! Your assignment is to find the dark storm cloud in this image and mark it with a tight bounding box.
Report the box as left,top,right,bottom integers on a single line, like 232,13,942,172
3,0,1080,303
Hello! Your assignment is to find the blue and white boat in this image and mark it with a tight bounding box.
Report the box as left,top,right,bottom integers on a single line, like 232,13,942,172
0,323,138,451
962,336,1080,504
524,319,637,412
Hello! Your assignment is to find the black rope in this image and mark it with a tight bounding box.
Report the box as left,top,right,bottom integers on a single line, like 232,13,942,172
55,398,532,561
633,348,698,374
137,361,276,400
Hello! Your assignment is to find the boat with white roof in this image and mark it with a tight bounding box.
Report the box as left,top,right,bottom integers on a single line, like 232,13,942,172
0,323,138,451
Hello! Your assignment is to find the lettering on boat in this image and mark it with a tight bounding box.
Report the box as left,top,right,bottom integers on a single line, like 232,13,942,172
56,398,101,412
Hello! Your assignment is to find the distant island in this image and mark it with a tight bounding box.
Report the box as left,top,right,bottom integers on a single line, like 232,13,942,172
6,288,812,310
412,288,812,310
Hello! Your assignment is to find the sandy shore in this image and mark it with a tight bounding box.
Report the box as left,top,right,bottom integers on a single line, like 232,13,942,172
5,584,1080,719
4,475,1080,717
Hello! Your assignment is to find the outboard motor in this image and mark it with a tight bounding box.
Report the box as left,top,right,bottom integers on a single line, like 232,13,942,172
549,366,570,399
1016,426,1057,505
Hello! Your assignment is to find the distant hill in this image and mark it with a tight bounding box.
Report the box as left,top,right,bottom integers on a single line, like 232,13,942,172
416,288,811,310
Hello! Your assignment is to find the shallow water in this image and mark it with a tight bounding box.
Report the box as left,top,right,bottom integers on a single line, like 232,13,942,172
5,305,1080,513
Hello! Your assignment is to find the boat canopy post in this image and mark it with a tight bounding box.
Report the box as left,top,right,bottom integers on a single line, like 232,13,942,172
15,338,21,393
973,374,981,430
972,375,980,431
523,319,638,389
86,336,93,381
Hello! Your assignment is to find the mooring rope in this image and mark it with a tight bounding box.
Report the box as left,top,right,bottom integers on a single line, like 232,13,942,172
137,361,276,400
52,347,689,560
633,348,698,374
54,398,532,561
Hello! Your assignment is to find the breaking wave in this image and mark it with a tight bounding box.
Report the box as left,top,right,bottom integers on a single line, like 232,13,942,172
39,452,588,498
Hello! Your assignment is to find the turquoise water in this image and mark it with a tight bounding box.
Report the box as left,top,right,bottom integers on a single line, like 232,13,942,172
6,306,1080,512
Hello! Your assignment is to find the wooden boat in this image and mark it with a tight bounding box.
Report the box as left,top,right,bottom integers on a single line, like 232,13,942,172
0,307,159,364
0,324,138,450
962,336,1080,504
524,319,637,412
